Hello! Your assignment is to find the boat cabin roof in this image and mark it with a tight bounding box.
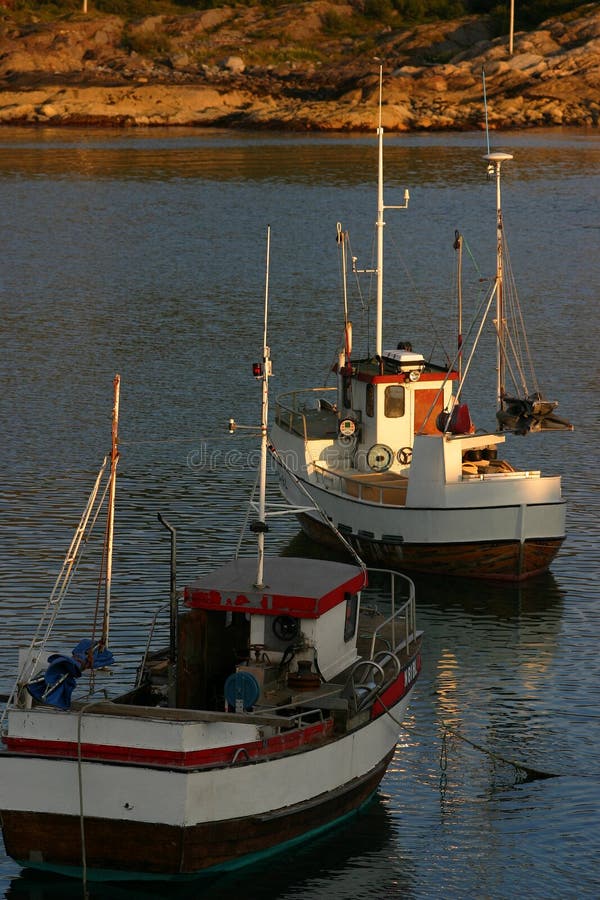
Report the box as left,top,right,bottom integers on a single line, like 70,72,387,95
184,557,366,619
340,355,458,384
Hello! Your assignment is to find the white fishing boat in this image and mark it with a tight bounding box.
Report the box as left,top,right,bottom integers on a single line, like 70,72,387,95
271,73,572,582
0,239,422,883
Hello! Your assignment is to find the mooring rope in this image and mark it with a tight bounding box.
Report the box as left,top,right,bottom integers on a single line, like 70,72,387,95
76,699,113,899
377,696,558,782
440,722,558,781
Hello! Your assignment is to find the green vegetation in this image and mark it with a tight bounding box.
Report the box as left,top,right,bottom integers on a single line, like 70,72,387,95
8,0,188,22
121,25,173,55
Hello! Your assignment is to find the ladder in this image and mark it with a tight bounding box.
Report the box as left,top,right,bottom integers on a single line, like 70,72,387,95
0,457,109,730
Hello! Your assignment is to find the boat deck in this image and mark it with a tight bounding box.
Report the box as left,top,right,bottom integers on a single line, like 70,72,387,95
110,601,420,740
276,406,339,441
275,388,339,441
314,466,409,506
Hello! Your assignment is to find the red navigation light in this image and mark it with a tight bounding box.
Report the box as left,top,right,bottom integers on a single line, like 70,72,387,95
252,362,263,378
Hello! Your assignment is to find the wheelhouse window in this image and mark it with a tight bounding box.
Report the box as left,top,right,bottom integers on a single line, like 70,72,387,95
344,592,359,642
366,383,375,417
384,385,405,418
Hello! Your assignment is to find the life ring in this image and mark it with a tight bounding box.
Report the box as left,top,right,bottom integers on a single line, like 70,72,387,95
397,446,412,465
367,444,394,472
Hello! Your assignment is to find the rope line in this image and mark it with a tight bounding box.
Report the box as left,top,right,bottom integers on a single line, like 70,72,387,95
376,696,559,782
77,699,111,898
440,723,558,781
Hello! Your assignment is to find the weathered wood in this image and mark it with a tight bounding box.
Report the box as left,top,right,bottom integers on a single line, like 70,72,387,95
1,753,392,877
298,512,563,580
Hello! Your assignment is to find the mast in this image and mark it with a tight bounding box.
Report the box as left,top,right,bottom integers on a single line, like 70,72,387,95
484,151,513,410
373,65,409,358
102,373,120,647
454,230,463,383
336,222,352,364
375,70,385,358
254,226,271,590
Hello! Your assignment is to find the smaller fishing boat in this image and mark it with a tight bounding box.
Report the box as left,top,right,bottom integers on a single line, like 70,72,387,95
270,71,573,582
0,236,422,883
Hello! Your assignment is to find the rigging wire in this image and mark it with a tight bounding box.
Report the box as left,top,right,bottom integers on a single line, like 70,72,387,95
267,440,366,573
384,228,449,360
500,228,541,396
345,231,369,314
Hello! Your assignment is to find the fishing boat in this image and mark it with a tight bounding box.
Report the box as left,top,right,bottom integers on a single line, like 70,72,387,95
0,242,422,883
270,73,572,582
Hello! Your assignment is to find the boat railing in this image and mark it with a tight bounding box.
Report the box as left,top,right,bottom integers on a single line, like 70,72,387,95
256,697,333,730
275,387,338,441
462,469,542,481
363,568,418,659
67,698,326,733
342,569,418,714
135,602,170,688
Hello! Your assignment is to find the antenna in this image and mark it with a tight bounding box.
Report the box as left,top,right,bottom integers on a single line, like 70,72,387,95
482,67,491,158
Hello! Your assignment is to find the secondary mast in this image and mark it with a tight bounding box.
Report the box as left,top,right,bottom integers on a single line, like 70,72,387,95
254,226,272,590
102,373,120,647
484,150,513,411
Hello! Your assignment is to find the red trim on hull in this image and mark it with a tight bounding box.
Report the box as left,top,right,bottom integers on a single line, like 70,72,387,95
371,653,421,719
1,752,394,879
4,718,334,768
298,514,563,582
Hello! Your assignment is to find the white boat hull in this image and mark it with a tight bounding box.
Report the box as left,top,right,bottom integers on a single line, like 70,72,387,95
273,432,565,580
0,678,416,879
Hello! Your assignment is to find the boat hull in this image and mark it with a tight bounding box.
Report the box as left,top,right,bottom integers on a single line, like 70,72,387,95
0,668,417,880
1,752,390,881
271,418,566,581
296,512,563,581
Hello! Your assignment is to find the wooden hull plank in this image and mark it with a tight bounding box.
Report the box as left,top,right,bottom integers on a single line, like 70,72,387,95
1,752,392,881
298,513,563,581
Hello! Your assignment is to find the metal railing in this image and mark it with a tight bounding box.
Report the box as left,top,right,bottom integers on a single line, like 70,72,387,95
363,568,418,659
275,387,338,441
343,568,419,713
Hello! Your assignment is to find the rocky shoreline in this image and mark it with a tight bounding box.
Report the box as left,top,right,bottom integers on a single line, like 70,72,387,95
0,3,599,130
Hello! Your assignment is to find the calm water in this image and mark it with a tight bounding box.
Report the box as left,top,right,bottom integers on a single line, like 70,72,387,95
0,125,599,899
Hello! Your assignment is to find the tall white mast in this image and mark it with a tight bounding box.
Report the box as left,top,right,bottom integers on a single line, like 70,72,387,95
374,65,409,358
484,151,513,410
255,226,271,590
375,70,385,358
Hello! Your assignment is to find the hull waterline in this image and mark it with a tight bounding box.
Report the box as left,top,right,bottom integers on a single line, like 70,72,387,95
297,512,564,582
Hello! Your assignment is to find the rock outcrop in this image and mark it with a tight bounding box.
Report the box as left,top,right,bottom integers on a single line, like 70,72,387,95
0,3,599,130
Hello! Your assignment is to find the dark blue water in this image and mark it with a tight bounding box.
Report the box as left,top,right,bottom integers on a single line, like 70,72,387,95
0,126,599,899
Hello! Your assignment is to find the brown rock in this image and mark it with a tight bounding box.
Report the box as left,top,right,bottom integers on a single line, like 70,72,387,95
0,4,598,130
